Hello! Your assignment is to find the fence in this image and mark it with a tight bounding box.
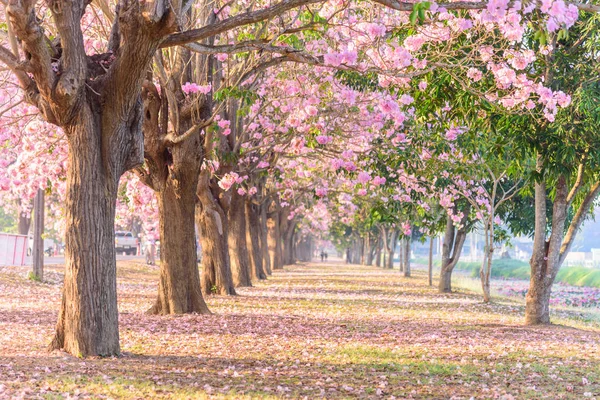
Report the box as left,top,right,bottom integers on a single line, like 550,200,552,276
0,233,28,266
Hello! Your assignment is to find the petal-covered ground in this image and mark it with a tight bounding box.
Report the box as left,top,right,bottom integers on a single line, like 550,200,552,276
0,260,599,399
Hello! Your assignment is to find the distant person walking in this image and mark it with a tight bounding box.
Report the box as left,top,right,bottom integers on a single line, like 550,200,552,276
320,251,325,262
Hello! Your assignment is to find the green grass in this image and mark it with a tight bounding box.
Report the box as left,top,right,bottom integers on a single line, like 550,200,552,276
462,259,531,280
416,257,600,288
556,266,600,287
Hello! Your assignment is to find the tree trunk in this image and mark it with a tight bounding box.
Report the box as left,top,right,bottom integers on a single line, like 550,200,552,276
10,0,177,356
196,179,236,296
268,211,282,270
403,238,411,277
438,210,469,293
375,239,382,267
260,202,272,275
398,238,404,272
50,112,121,357
480,219,493,303
282,219,296,266
386,231,398,269
525,177,560,324
32,189,44,281
148,179,210,315
246,199,266,280
227,191,252,287
428,237,433,286
17,200,31,236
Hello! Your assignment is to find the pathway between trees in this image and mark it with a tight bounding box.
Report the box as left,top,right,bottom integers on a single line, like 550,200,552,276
0,260,599,398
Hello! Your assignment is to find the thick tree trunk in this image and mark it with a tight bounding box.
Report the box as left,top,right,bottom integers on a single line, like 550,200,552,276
11,0,176,356
148,179,210,315
227,191,252,287
196,182,236,296
246,200,266,280
50,113,121,357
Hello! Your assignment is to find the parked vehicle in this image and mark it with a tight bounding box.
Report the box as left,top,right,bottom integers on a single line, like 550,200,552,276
115,231,138,255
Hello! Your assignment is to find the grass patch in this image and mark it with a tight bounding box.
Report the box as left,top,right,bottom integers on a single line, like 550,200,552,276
419,257,600,288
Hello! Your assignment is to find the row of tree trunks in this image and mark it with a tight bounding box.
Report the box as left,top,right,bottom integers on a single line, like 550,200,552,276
295,235,313,262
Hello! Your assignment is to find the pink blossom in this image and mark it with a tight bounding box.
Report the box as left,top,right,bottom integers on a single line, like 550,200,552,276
218,172,239,191
315,188,328,197
357,171,371,184
306,105,318,116
316,135,332,145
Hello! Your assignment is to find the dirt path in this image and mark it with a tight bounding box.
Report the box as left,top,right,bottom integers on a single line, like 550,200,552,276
0,261,599,399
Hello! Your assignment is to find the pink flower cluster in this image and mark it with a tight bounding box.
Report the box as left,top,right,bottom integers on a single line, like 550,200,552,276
182,82,212,95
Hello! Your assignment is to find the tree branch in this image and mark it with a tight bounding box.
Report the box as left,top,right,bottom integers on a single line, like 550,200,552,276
6,0,55,99
566,162,585,206
164,118,214,145
559,180,600,266
161,0,325,48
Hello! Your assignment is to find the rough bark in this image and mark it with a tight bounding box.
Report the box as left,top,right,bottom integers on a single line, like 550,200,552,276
196,174,236,295
227,191,252,287
148,177,210,314
50,110,122,357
